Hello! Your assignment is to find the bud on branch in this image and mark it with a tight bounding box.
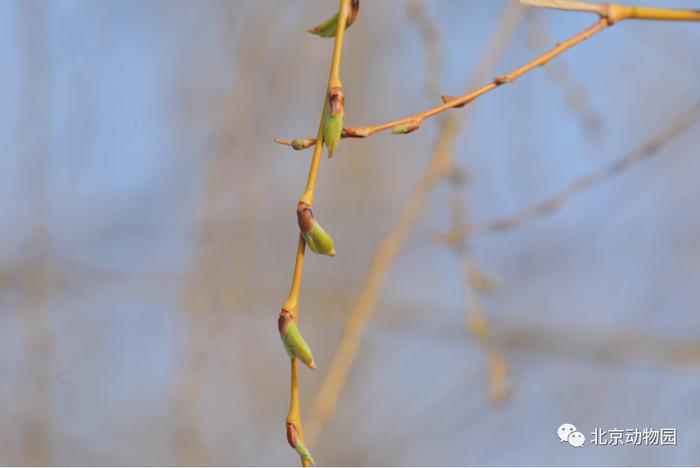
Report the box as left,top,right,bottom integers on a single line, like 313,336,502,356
323,86,345,157
297,202,336,257
279,309,317,370
391,119,422,135
286,422,315,465
308,0,360,38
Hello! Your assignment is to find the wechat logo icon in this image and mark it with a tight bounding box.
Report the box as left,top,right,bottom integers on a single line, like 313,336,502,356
558,423,585,447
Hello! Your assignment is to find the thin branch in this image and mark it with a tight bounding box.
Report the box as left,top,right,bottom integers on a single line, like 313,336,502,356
464,100,700,237
523,0,700,21
520,0,607,15
281,1,352,466
275,2,700,151
303,1,525,447
276,16,607,149
525,9,605,144
406,0,443,99
18,2,51,463
448,188,511,404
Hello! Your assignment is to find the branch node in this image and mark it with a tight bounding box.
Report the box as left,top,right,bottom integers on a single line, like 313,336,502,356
441,94,472,108
494,74,512,85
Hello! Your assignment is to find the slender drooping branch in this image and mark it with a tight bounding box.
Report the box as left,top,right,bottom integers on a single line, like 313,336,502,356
280,1,352,466
406,0,444,99
275,2,700,151
303,1,525,447
451,100,700,238
447,185,511,404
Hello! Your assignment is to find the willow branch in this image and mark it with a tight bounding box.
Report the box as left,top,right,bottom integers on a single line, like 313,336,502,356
276,16,606,148
282,1,352,466
276,2,700,151
303,1,525,447
463,100,700,237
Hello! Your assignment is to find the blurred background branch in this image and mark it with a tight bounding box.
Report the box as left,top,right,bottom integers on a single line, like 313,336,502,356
304,0,525,447
466,100,700,237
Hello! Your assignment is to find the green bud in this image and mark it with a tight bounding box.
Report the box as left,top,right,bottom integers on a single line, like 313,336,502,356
308,0,360,38
291,138,315,150
297,202,336,257
295,441,315,466
391,119,421,135
303,223,336,257
308,13,339,38
278,310,317,370
323,86,344,158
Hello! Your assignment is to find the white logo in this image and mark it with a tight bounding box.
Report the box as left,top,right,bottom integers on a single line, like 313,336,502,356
558,423,577,442
558,423,585,447
568,431,585,447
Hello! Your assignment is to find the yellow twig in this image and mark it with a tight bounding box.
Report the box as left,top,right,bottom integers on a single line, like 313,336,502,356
520,0,606,15
282,1,351,465
462,100,700,237
276,18,605,148
303,1,525,447
276,2,700,151
523,0,700,22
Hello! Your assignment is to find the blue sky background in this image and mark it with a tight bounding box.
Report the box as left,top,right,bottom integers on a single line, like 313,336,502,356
0,0,699,465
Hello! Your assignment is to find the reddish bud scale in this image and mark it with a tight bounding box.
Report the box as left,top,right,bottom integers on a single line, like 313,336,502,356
278,309,293,338
328,86,345,118
343,127,371,138
296,202,315,234
286,422,298,449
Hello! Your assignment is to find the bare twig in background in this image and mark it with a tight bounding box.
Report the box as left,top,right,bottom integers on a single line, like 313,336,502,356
18,2,52,464
525,9,605,144
500,324,700,370
405,0,443,99
275,2,700,150
447,188,511,404
304,1,526,447
412,3,507,402
175,6,277,464
465,100,700,237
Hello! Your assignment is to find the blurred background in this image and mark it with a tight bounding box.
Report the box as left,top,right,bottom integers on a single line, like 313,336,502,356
1,0,699,465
